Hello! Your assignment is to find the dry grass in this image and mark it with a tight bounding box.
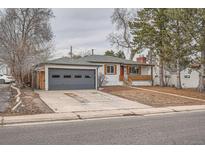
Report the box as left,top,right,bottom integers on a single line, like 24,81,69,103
2,87,54,116
101,86,205,107
139,86,205,100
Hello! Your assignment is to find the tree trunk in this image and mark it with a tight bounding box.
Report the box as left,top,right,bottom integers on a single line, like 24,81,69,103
159,57,165,87
159,12,165,87
176,59,182,89
175,20,182,89
129,52,134,60
198,51,205,92
151,66,154,86
129,49,135,60
197,20,205,92
14,64,24,88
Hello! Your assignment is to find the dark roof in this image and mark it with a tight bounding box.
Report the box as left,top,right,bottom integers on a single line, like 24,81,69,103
39,57,101,67
80,55,154,66
39,55,154,67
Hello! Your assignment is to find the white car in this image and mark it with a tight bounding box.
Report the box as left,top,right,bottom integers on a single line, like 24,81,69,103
0,74,15,83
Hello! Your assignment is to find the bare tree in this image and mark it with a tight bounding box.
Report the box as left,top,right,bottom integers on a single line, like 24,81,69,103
108,8,136,60
0,8,53,87
98,73,105,87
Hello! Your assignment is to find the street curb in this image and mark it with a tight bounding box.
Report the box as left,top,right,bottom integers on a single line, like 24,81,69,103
167,105,205,112
1,105,205,125
1,113,78,125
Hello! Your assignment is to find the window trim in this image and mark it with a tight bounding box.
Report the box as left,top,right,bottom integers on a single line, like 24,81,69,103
106,65,115,75
184,75,191,78
129,65,140,75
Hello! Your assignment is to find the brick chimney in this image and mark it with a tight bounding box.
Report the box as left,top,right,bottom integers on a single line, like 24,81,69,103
136,56,146,63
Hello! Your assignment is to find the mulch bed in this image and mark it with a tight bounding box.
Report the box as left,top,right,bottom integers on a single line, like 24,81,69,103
101,86,205,107
1,87,54,116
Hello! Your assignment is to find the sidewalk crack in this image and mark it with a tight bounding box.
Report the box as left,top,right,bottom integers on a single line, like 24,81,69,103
76,114,82,119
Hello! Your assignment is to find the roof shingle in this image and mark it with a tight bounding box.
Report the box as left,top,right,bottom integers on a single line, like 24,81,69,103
41,55,154,66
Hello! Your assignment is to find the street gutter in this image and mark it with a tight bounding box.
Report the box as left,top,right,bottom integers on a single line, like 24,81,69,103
1,105,205,126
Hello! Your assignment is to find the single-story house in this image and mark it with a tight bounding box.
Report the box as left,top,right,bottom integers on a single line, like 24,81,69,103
34,55,154,90
153,65,205,88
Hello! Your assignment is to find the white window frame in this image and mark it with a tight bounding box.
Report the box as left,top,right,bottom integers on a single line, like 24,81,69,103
106,65,115,75
129,65,140,75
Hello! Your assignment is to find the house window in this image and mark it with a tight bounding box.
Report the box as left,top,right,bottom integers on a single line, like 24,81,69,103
74,75,82,78
85,75,91,78
52,75,60,78
129,66,140,75
188,69,192,75
165,75,171,78
184,75,190,78
106,65,115,74
64,75,71,78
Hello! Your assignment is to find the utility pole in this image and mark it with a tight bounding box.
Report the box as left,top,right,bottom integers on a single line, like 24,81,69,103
91,49,94,55
70,46,73,59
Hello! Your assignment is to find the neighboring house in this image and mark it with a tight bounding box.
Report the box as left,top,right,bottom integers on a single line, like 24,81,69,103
34,55,154,90
153,65,204,88
0,63,10,75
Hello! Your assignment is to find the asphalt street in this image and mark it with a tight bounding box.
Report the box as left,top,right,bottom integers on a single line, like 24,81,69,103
0,111,205,144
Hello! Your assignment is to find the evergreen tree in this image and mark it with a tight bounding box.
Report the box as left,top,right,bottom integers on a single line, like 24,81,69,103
104,50,126,59
165,9,193,89
104,50,115,57
130,9,170,87
115,50,126,59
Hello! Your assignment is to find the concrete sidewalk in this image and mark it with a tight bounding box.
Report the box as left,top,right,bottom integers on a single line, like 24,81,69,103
1,105,205,125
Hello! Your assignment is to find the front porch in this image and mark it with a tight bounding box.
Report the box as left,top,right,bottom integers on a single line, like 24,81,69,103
119,64,153,84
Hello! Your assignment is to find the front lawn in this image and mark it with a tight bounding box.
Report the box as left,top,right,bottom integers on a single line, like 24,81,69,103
139,86,205,100
100,86,205,107
1,87,54,116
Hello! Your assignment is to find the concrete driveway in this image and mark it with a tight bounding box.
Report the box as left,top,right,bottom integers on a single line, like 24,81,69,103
37,90,151,113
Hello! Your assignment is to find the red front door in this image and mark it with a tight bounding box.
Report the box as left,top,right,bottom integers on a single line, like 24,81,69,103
120,66,124,81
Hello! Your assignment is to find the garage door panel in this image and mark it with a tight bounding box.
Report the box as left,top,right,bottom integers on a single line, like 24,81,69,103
48,68,95,90
49,83,94,90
